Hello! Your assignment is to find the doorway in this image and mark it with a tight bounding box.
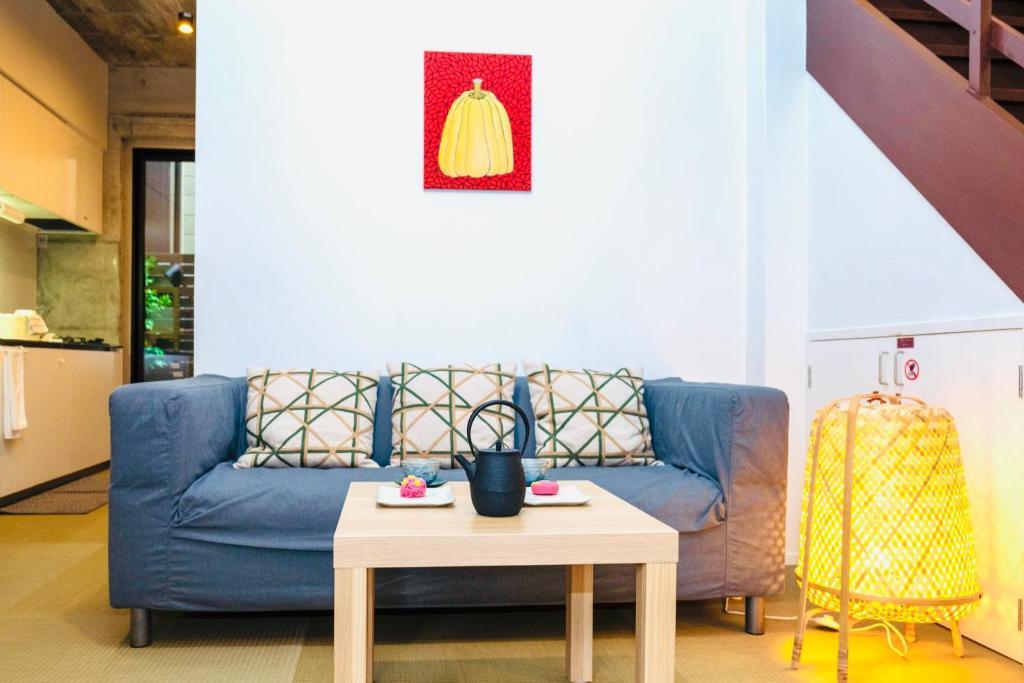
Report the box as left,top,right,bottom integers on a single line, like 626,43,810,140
130,149,196,383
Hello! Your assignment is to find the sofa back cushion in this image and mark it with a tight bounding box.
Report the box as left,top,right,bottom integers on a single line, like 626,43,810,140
388,362,517,468
235,368,380,469
524,362,655,467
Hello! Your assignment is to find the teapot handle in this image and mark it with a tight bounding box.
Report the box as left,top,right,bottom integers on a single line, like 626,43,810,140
466,399,531,457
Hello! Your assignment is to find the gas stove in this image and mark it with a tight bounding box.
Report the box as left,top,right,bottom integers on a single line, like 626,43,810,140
62,336,110,346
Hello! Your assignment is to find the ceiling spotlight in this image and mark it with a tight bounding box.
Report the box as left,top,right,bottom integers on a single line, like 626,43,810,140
177,12,194,35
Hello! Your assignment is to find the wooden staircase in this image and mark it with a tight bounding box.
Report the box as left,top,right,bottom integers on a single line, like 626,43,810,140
870,0,1024,122
808,0,1024,300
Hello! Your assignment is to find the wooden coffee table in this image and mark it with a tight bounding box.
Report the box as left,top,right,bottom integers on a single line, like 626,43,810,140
333,480,679,682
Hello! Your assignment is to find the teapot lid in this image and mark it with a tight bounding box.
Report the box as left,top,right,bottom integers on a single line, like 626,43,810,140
477,439,519,455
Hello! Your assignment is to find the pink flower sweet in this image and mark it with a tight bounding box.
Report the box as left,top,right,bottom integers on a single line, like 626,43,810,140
400,475,427,498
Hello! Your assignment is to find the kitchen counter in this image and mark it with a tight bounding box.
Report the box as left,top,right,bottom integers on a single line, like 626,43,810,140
0,344,123,500
0,338,121,352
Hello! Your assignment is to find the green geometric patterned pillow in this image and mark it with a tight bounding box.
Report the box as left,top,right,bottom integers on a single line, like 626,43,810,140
235,368,380,469
389,362,517,469
524,362,655,467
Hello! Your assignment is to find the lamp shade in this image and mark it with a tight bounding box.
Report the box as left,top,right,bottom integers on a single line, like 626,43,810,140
795,394,981,624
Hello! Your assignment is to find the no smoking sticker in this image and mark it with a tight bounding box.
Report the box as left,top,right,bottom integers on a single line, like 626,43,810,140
905,359,920,381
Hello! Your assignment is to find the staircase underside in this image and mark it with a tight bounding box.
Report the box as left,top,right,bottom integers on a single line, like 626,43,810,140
808,0,1024,300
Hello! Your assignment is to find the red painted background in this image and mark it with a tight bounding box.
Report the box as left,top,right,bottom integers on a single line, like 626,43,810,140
423,51,532,191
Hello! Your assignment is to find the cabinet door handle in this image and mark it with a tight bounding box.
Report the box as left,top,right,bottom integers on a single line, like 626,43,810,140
894,350,905,387
878,351,890,385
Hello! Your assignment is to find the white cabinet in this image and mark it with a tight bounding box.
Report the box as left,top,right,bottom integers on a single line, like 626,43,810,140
807,321,1024,663
0,77,41,203
0,347,122,498
37,110,73,219
68,128,102,232
0,74,103,234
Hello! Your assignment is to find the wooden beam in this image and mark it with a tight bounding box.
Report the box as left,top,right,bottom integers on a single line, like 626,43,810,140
920,0,973,29
993,86,1024,101
993,17,1024,67
969,0,994,96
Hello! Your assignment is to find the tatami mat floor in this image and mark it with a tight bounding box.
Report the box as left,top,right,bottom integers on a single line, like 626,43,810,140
1,506,1020,682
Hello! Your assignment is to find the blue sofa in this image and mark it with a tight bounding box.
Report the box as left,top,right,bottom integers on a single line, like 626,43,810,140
109,375,788,646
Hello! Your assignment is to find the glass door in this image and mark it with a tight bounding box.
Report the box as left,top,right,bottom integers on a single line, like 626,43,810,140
131,149,196,382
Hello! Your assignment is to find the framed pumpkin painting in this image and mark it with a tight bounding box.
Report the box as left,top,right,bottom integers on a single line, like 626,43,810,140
423,51,532,191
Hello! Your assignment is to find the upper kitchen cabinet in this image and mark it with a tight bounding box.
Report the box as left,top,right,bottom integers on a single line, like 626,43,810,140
0,78,42,204
0,1,107,233
36,103,73,220
0,2,107,149
69,128,102,232
0,75,104,234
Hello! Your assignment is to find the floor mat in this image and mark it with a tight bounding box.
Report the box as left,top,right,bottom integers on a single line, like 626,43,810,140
0,469,109,514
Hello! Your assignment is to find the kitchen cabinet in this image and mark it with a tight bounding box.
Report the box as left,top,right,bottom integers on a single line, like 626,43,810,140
0,74,103,234
69,128,102,232
0,346,122,499
807,320,1024,663
37,109,72,219
0,77,41,203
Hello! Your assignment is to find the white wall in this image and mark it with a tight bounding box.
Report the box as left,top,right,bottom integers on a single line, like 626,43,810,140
806,85,1024,332
760,1,811,563
195,0,752,380
196,0,1022,563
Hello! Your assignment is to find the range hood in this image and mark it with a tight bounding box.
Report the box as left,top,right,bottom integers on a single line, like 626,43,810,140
25,218,94,234
0,193,95,236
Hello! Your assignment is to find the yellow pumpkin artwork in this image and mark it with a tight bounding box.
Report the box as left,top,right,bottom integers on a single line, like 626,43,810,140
437,79,514,178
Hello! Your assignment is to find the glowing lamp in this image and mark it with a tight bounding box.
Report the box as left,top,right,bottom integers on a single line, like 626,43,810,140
791,393,981,681
177,12,194,35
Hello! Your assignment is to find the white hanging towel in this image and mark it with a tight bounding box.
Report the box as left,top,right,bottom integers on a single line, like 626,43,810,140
2,346,28,439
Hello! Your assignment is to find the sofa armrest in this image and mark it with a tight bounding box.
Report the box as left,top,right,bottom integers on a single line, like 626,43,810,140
108,375,246,608
645,379,789,596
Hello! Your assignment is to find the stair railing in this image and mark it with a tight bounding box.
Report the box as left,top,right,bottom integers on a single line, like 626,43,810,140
921,0,1024,97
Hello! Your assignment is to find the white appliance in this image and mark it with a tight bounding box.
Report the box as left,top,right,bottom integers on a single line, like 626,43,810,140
0,310,50,340
805,317,1024,663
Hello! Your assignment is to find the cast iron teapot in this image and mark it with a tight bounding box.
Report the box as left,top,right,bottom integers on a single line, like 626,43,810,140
453,399,530,517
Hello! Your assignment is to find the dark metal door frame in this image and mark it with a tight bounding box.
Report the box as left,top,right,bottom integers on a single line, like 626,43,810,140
130,148,195,383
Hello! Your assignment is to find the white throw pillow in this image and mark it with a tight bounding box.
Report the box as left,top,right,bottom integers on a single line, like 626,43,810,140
235,368,380,469
389,362,517,468
524,361,655,466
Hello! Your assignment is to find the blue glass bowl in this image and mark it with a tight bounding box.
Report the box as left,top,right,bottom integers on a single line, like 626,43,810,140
522,458,549,485
401,458,441,484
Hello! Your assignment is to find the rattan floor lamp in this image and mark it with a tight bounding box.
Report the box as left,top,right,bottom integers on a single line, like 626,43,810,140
791,392,982,682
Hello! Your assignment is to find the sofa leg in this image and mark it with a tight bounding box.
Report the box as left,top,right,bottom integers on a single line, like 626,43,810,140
130,608,152,647
744,596,765,635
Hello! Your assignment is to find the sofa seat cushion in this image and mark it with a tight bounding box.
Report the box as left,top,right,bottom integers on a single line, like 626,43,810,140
174,462,725,553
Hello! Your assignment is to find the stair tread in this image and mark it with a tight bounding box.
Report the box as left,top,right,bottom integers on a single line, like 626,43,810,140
870,0,1024,29
942,56,1024,91
899,21,1023,61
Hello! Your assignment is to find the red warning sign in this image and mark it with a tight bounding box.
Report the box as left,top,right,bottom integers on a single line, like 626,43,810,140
904,358,920,381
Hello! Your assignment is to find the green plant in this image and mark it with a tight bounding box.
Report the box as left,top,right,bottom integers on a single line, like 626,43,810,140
143,255,172,357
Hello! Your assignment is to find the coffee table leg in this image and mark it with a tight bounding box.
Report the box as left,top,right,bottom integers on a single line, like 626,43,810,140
566,564,594,682
635,562,676,683
334,567,373,683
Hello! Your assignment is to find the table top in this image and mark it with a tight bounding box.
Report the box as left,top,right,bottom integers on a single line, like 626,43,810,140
333,481,678,569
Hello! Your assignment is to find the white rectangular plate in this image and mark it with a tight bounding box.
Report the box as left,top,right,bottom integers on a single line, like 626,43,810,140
376,485,455,507
524,484,591,506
